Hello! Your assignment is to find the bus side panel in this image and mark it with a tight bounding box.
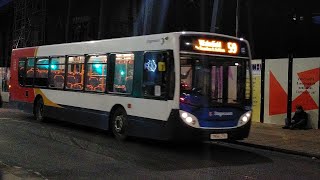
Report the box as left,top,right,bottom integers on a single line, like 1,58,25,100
44,105,109,130
10,48,37,107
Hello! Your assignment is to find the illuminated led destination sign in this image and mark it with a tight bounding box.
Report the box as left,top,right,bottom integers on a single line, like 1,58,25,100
193,39,239,55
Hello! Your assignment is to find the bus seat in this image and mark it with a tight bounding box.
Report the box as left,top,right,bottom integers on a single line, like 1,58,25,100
73,83,83,90
35,69,40,77
66,83,73,89
27,70,34,77
67,76,76,84
54,75,64,88
94,84,105,92
86,85,94,91
99,77,106,84
88,77,99,87
74,73,82,83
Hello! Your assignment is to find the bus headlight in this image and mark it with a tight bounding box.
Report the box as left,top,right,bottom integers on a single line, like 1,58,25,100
179,110,200,128
181,112,188,119
238,111,251,126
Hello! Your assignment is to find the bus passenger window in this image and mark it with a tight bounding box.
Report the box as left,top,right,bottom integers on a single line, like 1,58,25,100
143,52,168,98
86,55,107,92
18,59,26,86
35,58,49,87
66,56,85,90
26,58,35,86
112,53,134,94
49,57,66,89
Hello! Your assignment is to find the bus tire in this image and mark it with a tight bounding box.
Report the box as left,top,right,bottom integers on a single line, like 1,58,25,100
34,98,45,122
111,107,128,141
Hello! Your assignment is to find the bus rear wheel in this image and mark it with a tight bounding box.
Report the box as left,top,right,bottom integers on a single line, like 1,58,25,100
34,98,45,122
111,107,128,141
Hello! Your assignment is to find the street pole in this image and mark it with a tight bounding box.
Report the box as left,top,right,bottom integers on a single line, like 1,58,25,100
236,0,240,37
65,0,71,43
98,0,104,39
210,0,220,33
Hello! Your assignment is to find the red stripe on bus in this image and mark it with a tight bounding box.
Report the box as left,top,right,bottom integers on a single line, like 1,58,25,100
10,47,38,103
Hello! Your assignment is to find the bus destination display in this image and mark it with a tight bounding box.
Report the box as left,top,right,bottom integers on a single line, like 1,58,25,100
180,35,247,57
194,39,238,55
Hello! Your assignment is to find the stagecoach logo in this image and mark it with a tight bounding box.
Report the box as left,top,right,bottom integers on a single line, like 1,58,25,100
209,111,234,117
146,37,169,45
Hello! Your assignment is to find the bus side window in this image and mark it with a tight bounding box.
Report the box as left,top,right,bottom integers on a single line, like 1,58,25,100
49,57,66,89
112,53,134,94
26,58,35,86
35,57,49,87
142,52,168,98
86,55,108,93
66,56,85,91
18,58,26,86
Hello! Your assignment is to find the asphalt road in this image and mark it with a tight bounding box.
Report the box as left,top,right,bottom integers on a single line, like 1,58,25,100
0,106,319,179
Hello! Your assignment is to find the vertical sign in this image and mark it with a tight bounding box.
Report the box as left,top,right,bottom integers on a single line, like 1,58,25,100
264,59,289,125
292,58,319,129
251,60,262,122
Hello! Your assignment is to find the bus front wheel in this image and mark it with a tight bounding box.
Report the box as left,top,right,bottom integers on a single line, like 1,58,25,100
111,107,128,141
34,98,45,122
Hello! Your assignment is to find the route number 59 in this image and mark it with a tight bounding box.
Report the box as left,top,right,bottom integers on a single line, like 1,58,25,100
227,42,238,54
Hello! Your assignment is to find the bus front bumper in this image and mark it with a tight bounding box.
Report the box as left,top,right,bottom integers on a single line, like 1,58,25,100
168,110,251,141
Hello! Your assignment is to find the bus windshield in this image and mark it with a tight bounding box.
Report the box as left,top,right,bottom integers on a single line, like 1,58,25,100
180,55,248,107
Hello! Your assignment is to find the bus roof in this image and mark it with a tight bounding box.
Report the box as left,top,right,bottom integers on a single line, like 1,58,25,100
12,32,248,57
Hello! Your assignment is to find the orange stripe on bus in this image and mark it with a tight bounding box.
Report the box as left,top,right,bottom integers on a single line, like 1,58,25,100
34,89,62,108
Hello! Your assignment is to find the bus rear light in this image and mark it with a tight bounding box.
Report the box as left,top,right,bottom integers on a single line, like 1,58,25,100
127,104,132,108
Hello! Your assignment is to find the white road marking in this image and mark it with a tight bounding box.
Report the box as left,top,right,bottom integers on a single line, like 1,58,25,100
0,118,12,120
0,118,35,125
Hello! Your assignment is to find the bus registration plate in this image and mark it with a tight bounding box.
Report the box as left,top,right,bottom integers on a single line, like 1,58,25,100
210,133,228,140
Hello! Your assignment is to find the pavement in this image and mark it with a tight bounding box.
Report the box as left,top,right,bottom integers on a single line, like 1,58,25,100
0,161,45,180
236,122,320,159
0,103,320,179
1,103,319,160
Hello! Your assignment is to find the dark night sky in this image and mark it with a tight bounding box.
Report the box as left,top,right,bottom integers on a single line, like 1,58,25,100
1,0,320,65
249,0,320,58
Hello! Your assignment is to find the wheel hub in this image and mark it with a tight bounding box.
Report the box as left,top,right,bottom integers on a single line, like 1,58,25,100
114,115,124,133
